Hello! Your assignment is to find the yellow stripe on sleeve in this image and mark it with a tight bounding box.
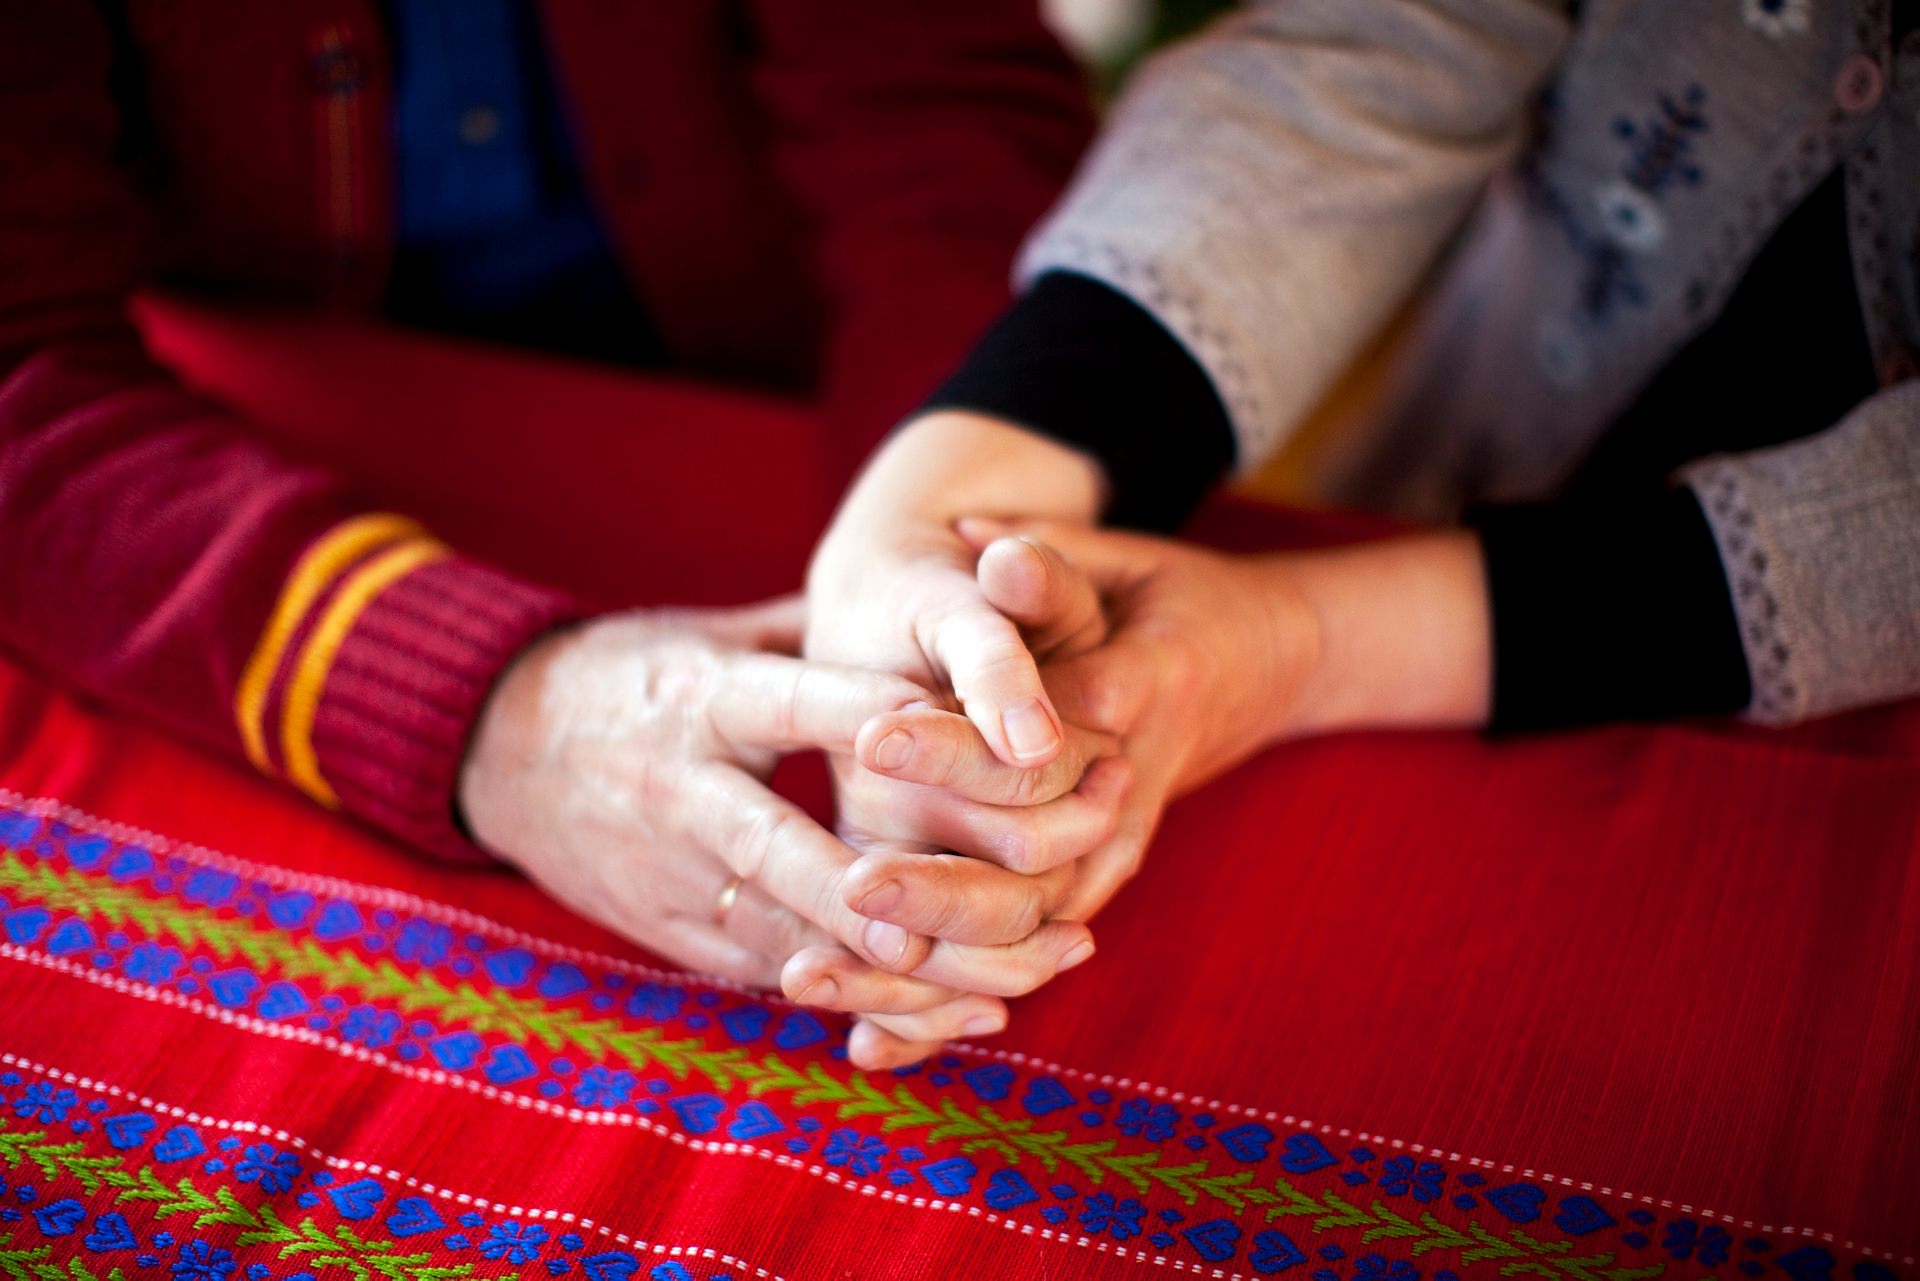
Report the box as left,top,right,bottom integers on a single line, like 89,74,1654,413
233,513,424,774
279,537,449,808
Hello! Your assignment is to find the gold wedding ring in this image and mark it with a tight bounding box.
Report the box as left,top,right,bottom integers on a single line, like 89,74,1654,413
713,875,745,927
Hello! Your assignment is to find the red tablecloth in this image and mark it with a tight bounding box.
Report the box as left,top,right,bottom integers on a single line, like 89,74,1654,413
0,299,1915,1281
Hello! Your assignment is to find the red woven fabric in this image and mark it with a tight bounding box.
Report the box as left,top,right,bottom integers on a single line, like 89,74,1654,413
0,304,1915,1281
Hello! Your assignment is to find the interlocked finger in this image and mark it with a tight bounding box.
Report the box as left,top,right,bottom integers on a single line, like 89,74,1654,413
685,764,933,974
855,706,1113,807
708,652,926,755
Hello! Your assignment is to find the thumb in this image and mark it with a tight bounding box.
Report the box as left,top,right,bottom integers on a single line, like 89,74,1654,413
957,517,1161,593
973,534,1109,662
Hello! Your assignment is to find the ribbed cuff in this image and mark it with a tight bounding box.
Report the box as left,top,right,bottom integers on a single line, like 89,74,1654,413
1471,486,1752,733
921,271,1236,532
309,555,583,860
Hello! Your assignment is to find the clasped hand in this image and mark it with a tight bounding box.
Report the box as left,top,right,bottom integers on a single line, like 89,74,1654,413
453,569,1152,1068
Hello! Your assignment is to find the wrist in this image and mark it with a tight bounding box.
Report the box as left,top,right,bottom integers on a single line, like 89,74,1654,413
457,623,574,853
1278,531,1493,737
811,411,1105,592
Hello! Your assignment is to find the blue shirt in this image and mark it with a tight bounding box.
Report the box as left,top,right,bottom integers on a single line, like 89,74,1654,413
384,0,658,362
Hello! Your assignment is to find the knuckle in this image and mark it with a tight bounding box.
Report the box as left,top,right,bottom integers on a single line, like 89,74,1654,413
738,805,802,881
1006,825,1054,875
994,960,1048,998
992,827,1034,873
921,877,973,941
1008,765,1060,808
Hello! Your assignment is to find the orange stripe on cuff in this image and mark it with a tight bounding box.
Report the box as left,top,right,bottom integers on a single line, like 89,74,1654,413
279,537,449,808
234,513,423,773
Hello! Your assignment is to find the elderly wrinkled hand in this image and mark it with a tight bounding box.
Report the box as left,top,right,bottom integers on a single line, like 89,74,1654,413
457,595,1102,1068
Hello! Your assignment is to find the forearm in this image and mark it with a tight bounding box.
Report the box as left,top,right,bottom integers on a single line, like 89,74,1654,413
1274,531,1494,738
0,339,579,858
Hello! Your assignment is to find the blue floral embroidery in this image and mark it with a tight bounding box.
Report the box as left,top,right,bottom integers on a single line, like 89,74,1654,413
13,1084,76,1123
233,1143,300,1195
479,1221,550,1264
1378,1157,1445,1203
821,1129,887,1177
393,919,454,966
626,983,684,1021
572,1067,636,1108
1663,1219,1732,1266
340,1006,403,1048
170,1241,236,1281
1355,1254,1420,1281
1115,1099,1178,1142
124,942,185,984
1078,1192,1146,1241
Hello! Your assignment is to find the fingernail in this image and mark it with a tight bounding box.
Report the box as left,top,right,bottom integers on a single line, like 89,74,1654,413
903,699,933,712
1057,939,1096,972
1002,697,1059,763
873,729,914,771
961,1013,1006,1037
854,879,904,917
864,919,911,966
796,975,839,1007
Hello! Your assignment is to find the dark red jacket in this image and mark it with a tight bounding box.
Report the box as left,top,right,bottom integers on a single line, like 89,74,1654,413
0,2,1091,856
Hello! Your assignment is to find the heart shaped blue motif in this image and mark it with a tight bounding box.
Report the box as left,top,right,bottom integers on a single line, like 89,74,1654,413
312,899,364,941
1183,1218,1242,1262
1277,1132,1336,1174
1551,1195,1615,1236
328,1178,384,1220
44,917,95,956
1021,1076,1074,1117
960,1063,1015,1101
32,1200,85,1237
537,962,591,999
108,847,154,882
1217,1122,1274,1163
429,1031,483,1071
384,1197,444,1237
65,835,111,869
773,1010,827,1050
1484,1182,1546,1224
726,1101,783,1141
984,1169,1040,1210
483,947,535,985
100,1113,155,1151
266,892,314,927
669,1093,726,1135
152,1125,205,1163
648,1265,693,1281
3,907,49,945
1776,1247,1835,1281
255,982,309,1020
206,969,258,1008
82,1212,136,1253
1250,1228,1307,1273
919,1156,976,1196
483,1044,537,1085
579,1253,639,1281
719,1006,770,1043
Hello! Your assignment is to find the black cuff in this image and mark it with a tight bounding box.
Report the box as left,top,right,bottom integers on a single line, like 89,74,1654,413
920,271,1236,532
1471,486,1752,733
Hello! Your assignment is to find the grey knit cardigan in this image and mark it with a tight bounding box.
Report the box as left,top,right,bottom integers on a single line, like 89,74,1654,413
1020,0,1920,724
